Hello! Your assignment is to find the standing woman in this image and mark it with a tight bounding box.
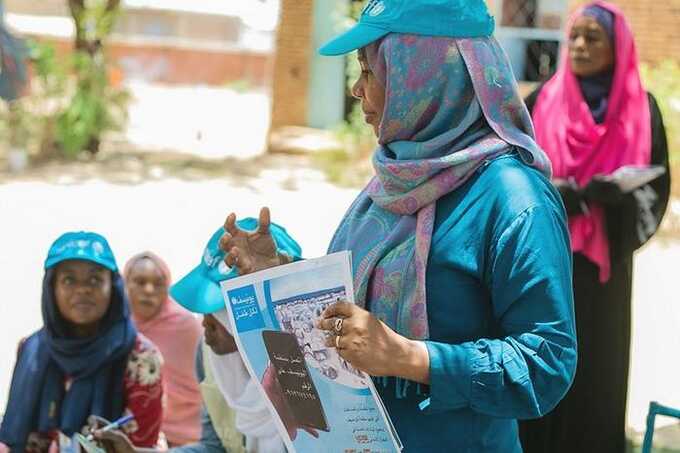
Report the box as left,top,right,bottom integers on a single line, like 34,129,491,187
124,252,203,446
0,232,163,451
521,2,671,452
219,1,578,451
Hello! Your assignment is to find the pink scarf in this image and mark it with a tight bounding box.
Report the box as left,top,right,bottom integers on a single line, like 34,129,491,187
124,252,203,445
532,1,651,282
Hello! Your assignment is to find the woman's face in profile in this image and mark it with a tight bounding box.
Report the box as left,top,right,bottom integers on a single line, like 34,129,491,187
352,51,386,137
126,258,168,322
54,260,112,332
568,15,615,77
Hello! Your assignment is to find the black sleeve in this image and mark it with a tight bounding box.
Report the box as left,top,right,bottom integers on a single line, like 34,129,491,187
523,84,544,115
523,84,587,217
605,92,671,262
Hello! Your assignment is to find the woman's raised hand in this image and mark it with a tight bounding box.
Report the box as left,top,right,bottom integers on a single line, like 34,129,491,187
219,207,292,276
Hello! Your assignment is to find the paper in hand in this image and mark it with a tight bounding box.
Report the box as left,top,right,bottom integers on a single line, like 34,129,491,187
600,165,666,193
74,434,105,453
58,433,82,453
220,251,403,453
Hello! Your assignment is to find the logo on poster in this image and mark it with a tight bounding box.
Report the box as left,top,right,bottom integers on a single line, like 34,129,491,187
228,285,265,332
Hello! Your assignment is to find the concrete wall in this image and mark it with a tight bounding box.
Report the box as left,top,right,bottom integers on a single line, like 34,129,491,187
6,0,275,86
307,0,346,129
272,0,680,129
28,36,271,86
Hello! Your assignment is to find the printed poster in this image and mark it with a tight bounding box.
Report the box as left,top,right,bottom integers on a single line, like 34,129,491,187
220,251,401,453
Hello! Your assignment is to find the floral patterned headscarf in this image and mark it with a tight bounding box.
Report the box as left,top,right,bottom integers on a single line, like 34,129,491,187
329,34,551,340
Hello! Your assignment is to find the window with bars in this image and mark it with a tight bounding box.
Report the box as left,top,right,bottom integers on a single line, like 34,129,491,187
492,0,567,82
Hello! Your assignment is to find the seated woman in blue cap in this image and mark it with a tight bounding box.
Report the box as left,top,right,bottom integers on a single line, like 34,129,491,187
0,231,164,452
218,1,578,451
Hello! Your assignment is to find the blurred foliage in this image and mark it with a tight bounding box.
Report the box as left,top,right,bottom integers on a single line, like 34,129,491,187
0,40,67,156
0,39,129,161
641,60,680,164
59,0,128,157
56,49,130,158
71,0,121,47
223,79,253,93
641,60,680,203
0,0,129,162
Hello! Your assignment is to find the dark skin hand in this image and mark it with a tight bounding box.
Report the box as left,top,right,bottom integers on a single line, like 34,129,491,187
93,429,138,453
90,428,156,453
583,175,625,204
261,364,320,440
553,178,586,216
316,302,430,384
218,207,292,275
84,416,147,453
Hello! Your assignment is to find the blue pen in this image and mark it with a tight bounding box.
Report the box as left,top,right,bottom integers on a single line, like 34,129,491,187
85,414,135,441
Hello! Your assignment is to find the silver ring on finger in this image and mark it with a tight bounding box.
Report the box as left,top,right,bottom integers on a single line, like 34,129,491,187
335,334,341,349
333,317,344,335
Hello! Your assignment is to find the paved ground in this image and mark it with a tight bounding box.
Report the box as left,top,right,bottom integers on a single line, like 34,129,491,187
123,81,272,160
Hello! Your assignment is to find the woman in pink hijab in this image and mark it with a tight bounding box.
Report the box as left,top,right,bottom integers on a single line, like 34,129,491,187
124,252,203,446
520,2,670,452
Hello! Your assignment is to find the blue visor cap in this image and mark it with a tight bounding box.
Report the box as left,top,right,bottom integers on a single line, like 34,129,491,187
319,0,496,56
171,218,302,314
44,231,118,272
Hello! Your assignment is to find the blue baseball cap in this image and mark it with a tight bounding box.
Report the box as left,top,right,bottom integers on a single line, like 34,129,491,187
171,218,302,314
319,0,495,56
44,231,118,272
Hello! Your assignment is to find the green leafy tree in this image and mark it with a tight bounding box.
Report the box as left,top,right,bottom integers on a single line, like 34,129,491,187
57,0,128,156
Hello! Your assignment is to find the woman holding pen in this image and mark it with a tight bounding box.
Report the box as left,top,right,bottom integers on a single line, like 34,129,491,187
0,231,164,451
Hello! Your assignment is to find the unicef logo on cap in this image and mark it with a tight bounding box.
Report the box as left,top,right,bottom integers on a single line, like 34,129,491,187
203,248,219,268
217,260,232,276
363,0,386,17
92,241,104,256
75,239,91,255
